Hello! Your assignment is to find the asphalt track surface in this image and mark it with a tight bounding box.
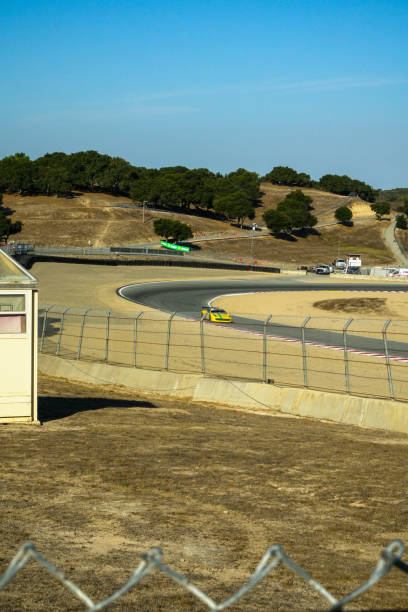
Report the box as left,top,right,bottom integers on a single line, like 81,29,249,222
118,276,408,359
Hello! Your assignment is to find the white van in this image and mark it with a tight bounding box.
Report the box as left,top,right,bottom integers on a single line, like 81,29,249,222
389,268,408,277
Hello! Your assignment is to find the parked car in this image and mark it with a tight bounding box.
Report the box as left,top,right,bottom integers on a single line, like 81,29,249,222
333,258,347,270
314,264,331,275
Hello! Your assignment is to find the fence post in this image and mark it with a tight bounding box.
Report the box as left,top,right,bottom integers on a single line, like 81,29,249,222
165,313,176,371
382,319,394,399
133,311,143,367
104,311,111,362
301,316,311,387
40,305,54,352
263,314,272,382
77,308,91,360
200,316,205,373
343,318,353,393
56,307,70,356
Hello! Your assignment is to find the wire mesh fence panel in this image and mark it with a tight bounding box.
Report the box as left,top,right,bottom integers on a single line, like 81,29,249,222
202,322,265,381
167,317,202,374
264,337,304,387
39,306,68,357
390,360,408,402
79,311,111,363
1,539,407,611
37,306,408,402
57,312,87,360
105,315,138,366
128,311,171,370
387,320,408,402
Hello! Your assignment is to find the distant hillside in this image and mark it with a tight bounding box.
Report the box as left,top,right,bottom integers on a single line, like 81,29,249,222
3,193,230,248
377,187,408,203
3,189,394,266
5,185,370,247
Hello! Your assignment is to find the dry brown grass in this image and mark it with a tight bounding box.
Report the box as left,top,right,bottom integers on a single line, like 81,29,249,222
0,374,407,611
258,182,349,223
3,189,394,265
396,227,408,255
197,220,393,266
3,193,229,248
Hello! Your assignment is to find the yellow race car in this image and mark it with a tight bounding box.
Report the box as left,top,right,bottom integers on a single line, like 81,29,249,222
201,306,232,323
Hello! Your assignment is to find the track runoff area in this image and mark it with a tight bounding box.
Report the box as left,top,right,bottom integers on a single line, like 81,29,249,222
118,277,408,363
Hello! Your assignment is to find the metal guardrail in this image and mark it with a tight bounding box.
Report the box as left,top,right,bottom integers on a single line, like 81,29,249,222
38,307,408,402
0,539,407,610
5,242,408,277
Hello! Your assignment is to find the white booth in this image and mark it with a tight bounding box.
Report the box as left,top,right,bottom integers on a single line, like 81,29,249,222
0,250,38,423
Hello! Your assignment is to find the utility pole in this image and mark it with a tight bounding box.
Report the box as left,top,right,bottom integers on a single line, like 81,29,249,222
143,201,147,224
250,223,257,264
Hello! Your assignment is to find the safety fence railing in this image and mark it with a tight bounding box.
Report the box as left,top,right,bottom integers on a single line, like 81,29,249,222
38,306,408,402
1,539,407,610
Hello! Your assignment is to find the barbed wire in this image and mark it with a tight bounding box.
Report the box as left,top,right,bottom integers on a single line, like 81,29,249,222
1,539,408,610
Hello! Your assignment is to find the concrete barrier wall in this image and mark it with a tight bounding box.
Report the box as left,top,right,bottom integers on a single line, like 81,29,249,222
39,354,408,435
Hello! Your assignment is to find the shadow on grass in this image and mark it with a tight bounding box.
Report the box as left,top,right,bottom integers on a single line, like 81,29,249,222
292,227,322,238
273,233,298,242
39,395,154,422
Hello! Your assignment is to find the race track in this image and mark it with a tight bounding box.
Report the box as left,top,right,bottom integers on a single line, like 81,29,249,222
118,276,408,359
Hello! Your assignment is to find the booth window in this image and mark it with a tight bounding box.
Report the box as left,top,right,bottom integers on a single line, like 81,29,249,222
0,295,26,333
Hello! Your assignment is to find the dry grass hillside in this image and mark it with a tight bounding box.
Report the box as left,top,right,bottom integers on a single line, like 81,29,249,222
2,185,392,265
258,183,376,224
197,221,392,266
3,193,229,248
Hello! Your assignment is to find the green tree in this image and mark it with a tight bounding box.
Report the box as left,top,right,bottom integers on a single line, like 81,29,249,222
263,190,317,234
153,218,193,241
370,202,391,220
283,189,313,209
0,153,35,194
264,166,311,187
319,174,375,201
172,220,193,241
276,190,317,231
396,214,407,230
263,209,292,233
213,192,255,226
396,199,408,215
0,213,23,241
334,206,353,223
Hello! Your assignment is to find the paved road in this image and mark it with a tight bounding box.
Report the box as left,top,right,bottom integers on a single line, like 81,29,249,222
384,217,408,266
118,277,408,359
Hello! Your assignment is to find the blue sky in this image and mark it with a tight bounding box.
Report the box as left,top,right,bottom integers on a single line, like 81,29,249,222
1,0,407,188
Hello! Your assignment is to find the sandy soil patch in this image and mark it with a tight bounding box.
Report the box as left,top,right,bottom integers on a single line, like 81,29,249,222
0,374,407,611
214,290,408,321
351,202,376,218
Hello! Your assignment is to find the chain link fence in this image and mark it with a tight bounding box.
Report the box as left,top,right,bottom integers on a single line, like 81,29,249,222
1,539,407,610
38,306,408,401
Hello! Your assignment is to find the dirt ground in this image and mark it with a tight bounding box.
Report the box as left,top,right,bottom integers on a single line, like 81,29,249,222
3,263,408,609
1,374,408,611
214,290,408,321
31,262,275,313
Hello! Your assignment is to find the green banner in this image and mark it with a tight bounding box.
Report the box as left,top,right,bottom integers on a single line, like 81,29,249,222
160,240,190,252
